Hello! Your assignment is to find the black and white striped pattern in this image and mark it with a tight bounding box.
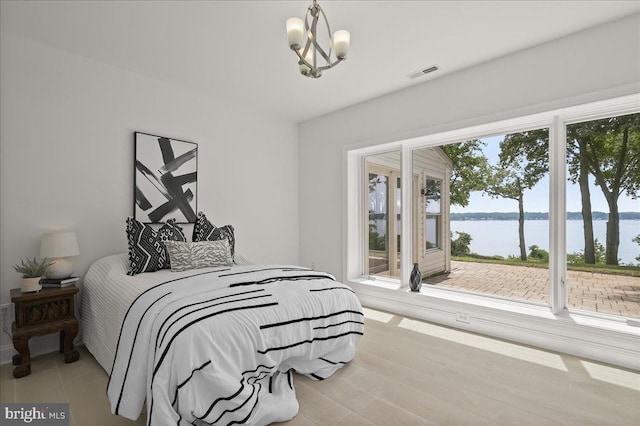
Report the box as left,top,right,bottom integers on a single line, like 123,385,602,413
107,265,363,425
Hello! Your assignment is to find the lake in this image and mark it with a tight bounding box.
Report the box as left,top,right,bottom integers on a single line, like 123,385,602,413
450,220,639,265
371,219,640,264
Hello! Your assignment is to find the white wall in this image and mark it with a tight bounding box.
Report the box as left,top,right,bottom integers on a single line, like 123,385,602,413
0,33,300,358
299,14,640,280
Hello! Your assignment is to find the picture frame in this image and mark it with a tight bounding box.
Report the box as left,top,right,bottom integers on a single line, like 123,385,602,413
134,132,198,223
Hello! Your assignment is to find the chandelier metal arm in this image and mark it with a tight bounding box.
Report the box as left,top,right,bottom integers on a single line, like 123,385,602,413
306,3,333,65
305,9,319,68
292,47,344,72
314,42,331,65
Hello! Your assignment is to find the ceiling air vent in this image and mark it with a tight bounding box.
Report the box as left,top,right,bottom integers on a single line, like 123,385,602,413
406,65,439,80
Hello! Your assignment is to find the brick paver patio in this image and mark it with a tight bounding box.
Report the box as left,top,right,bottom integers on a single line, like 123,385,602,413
423,261,640,319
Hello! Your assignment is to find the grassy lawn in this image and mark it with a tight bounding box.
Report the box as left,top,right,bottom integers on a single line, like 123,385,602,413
452,255,640,277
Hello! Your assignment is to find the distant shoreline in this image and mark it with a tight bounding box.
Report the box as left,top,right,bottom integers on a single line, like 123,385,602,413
450,212,640,221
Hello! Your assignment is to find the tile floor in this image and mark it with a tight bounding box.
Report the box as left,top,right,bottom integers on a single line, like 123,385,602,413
1,308,639,425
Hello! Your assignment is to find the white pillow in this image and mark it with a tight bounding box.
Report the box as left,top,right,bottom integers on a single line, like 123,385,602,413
164,240,233,272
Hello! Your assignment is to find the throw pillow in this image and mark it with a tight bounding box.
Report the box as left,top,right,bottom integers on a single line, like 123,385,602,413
126,218,186,275
164,240,233,272
192,212,236,259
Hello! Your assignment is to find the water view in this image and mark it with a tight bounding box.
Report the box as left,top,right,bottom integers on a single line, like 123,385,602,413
372,218,639,265
451,219,639,265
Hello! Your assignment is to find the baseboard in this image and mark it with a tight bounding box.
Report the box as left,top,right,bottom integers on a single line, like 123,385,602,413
351,282,640,371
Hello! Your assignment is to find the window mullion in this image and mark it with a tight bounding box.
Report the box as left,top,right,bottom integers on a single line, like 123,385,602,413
549,116,567,314
362,159,370,276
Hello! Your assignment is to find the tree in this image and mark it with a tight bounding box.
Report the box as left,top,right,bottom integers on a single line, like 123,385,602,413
566,128,597,264
485,130,549,261
569,114,640,265
485,169,529,260
451,231,472,256
528,245,549,262
634,235,640,263
441,140,490,207
567,239,606,265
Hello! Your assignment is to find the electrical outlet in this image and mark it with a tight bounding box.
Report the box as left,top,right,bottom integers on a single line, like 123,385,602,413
627,318,640,327
456,312,470,324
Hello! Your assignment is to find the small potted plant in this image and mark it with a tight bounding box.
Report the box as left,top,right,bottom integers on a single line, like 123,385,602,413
13,257,51,293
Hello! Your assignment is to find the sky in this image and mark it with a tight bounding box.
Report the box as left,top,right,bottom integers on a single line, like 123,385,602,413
449,135,639,214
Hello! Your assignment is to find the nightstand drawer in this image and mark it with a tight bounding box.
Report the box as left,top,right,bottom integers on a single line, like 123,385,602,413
11,286,78,327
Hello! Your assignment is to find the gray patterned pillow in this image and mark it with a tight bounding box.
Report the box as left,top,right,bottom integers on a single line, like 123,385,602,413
164,240,233,272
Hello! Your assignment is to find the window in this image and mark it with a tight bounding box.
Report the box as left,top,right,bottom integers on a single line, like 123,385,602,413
410,130,550,302
424,178,442,251
348,95,638,321
565,113,639,318
368,170,389,274
364,152,402,278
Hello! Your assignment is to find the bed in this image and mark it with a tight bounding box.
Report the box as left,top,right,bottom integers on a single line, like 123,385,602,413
80,254,363,425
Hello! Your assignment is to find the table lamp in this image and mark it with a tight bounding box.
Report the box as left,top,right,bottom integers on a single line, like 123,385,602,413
40,231,80,279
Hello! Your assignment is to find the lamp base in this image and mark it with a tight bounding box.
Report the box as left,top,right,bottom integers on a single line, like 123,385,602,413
46,258,74,279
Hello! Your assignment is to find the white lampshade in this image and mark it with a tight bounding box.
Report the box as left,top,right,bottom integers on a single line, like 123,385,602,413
40,231,79,258
286,17,304,49
40,231,79,279
333,30,350,59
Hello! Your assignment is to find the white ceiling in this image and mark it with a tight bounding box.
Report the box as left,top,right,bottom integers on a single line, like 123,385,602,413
1,1,639,123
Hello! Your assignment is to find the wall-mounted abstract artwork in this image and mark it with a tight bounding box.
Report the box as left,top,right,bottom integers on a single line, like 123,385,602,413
134,132,197,223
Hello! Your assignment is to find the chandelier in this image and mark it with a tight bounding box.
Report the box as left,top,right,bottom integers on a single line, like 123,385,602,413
285,0,350,78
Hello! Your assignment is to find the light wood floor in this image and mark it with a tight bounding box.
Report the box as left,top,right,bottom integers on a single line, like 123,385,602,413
1,307,639,425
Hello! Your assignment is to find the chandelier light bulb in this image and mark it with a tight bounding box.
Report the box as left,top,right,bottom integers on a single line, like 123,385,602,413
333,30,350,59
286,17,304,50
299,48,313,75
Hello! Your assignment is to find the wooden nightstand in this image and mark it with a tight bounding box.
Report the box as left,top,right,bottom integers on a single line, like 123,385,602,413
10,285,80,378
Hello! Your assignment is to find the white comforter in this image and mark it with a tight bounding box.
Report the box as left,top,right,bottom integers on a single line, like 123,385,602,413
85,256,363,425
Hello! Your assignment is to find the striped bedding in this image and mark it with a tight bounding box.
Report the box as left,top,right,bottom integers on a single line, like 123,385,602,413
81,254,363,425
